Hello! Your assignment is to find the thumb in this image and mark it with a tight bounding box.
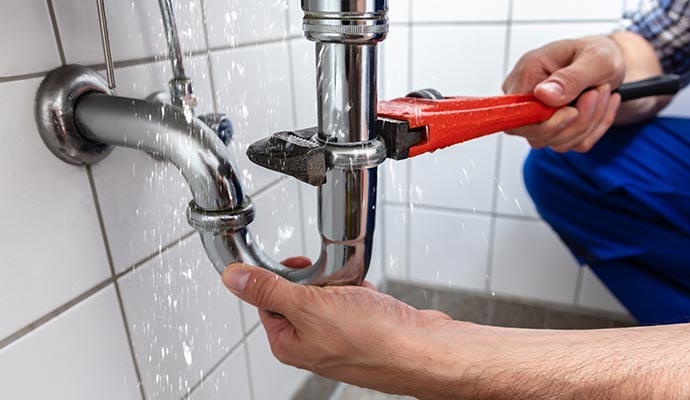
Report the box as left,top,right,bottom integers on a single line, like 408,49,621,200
535,55,610,107
222,263,301,315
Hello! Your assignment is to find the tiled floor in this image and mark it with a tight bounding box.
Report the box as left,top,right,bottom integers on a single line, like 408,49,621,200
292,279,636,400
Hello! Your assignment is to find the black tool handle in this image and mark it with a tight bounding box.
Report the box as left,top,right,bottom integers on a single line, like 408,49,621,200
569,74,681,106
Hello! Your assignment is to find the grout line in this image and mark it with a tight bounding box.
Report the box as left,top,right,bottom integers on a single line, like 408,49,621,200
86,167,147,400
404,13,413,281
251,176,289,201
386,201,542,223
407,19,619,27
0,278,113,350
0,71,49,84
181,339,246,400
0,35,305,84
484,0,515,294
45,0,67,65
115,230,197,281
207,35,303,54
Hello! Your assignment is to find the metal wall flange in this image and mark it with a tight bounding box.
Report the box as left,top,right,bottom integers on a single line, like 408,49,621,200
34,65,114,165
187,199,256,233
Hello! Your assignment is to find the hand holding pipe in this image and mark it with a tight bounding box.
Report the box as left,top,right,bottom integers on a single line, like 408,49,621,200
378,74,682,160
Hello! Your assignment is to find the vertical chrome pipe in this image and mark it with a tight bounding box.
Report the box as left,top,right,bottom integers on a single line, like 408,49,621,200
96,0,116,89
158,0,186,80
303,0,388,284
316,43,378,143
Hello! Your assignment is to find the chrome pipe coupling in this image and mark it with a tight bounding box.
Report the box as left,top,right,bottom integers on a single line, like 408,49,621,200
302,0,389,44
187,199,256,233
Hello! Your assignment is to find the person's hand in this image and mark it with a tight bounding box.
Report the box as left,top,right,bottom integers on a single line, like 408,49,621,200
502,35,625,152
221,260,455,395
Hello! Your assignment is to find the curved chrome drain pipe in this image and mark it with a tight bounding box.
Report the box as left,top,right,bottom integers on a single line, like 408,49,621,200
34,0,388,286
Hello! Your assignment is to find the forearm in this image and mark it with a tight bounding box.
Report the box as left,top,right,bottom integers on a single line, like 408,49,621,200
408,322,690,400
610,31,673,124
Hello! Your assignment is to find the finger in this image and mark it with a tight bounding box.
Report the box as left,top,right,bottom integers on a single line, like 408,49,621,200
546,89,601,151
222,263,304,316
551,85,611,152
572,92,621,153
534,48,618,107
281,257,312,269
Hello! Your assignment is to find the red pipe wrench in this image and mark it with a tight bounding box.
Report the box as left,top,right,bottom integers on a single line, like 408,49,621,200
377,74,681,160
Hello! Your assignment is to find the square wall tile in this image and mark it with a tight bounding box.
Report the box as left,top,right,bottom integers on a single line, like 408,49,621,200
410,209,491,291
0,286,141,399
389,0,411,23
290,38,318,129
0,79,110,341
411,0,510,22
382,159,410,204
247,328,310,400
204,0,288,48
508,22,618,71
495,134,538,218
242,180,305,331
412,25,507,97
92,57,215,273
383,205,410,280
381,25,410,100
578,266,629,315
211,42,294,194
491,218,580,305
188,345,252,400
288,0,303,35
119,235,244,400
0,0,61,77
512,0,625,21
55,0,206,65
410,136,498,213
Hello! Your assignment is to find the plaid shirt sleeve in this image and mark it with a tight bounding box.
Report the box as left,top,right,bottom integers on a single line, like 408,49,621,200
618,0,690,87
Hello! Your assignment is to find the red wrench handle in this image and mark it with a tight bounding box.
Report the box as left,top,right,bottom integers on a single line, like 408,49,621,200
378,94,557,157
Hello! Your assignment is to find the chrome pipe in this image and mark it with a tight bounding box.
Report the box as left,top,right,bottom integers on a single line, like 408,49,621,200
71,91,363,285
158,0,186,80
316,43,378,143
96,0,116,89
74,93,241,210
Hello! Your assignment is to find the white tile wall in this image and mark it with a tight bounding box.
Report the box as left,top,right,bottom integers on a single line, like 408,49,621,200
211,42,294,194
204,0,289,49
411,25,507,97
0,78,110,341
0,286,141,400
491,219,580,305
119,235,244,400
0,0,61,77
495,134,539,218
512,0,625,21
187,345,252,400
54,0,207,65
383,206,409,280
410,209,491,291
411,0,510,22
247,328,309,400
